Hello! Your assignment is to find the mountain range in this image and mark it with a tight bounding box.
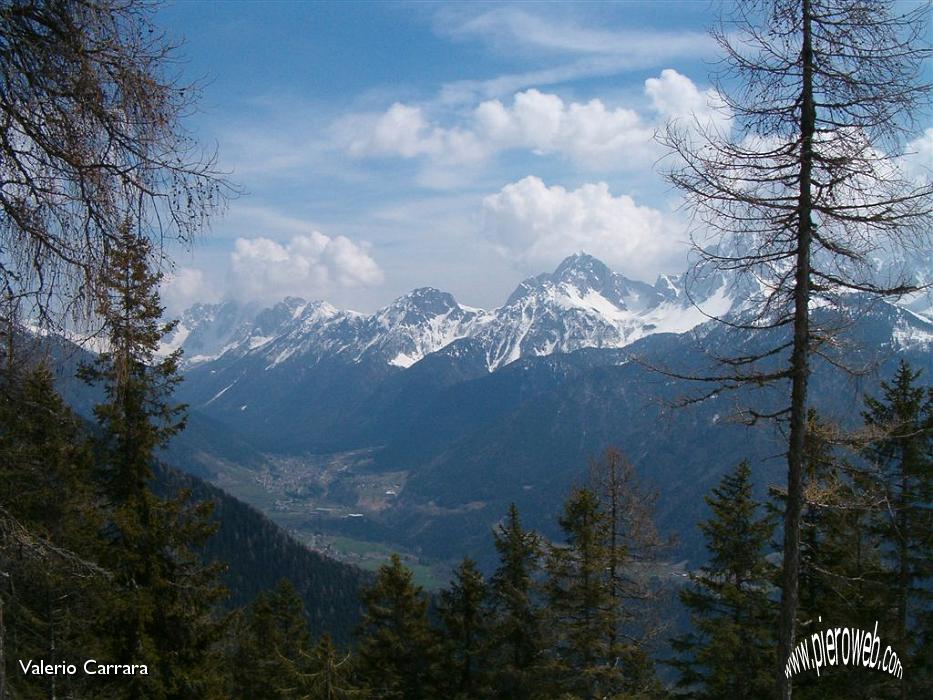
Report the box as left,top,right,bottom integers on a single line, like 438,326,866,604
164,253,735,373
161,253,933,572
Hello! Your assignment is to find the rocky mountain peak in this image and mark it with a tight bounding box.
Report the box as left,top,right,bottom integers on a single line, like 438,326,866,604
168,253,738,372
505,253,615,306
376,287,464,327
552,252,613,290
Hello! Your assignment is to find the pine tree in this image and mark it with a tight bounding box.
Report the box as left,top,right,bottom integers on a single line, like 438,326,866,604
78,225,225,699
862,362,932,699
229,579,314,699
589,448,667,697
670,461,776,700
0,364,97,554
438,557,491,699
78,225,187,508
0,365,107,699
795,411,840,631
544,486,617,699
797,413,889,699
488,503,544,699
768,411,892,699
775,412,864,632
356,553,439,699
282,633,365,700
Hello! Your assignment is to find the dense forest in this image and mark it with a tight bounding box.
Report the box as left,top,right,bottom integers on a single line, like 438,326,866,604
1,0,931,698
3,281,930,697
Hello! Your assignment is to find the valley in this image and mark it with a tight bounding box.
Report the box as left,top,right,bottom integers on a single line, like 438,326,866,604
205,447,450,588
164,254,933,582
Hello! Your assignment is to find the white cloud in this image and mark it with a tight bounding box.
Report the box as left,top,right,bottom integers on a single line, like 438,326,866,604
161,267,221,314
903,127,933,182
338,70,728,173
229,231,384,302
428,5,716,105
436,6,714,70
645,68,731,134
437,58,627,107
341,103,488,164
481,176,686,280
475,89,564,148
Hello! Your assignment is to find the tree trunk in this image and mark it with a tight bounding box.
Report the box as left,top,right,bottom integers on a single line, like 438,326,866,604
897,468,908,700
776,0,815,697
0,596,5,700
607,452,620,658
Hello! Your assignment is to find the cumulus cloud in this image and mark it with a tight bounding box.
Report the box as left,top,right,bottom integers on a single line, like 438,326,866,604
161,267,221,314
229,231,384,302
341,103,488,164
474,89,655,169
645,68,731,133
338,69,728,172
481,176,686,279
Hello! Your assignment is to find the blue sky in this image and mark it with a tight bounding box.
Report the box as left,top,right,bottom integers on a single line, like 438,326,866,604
154,1,929,314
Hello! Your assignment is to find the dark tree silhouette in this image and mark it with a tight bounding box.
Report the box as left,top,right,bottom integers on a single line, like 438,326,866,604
0,0,230,329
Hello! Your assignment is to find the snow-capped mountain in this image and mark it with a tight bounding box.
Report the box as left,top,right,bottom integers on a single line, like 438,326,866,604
168,253,737,373
159,299,259,364
469,254,732,369
178,288,488,372
159,252,932,565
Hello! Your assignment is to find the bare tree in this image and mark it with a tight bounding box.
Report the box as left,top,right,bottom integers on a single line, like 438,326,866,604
588,447,670,693
658,1,932,697
0,0,230,330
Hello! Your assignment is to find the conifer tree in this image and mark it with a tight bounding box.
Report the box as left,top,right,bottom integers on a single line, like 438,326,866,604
438,558,491,699
771,412,891,699
229,579,313,699
78,225,187,507
862,362,932,699
356,553,439,699
0,365,107,698
282,633,365,700
488,503,544,699
0,364,97,554
800,413,887,640
78,224,225,699
544,486,617,699
795,411,840,630
589,447,668,696
670,461,776,700
775,413,869,632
